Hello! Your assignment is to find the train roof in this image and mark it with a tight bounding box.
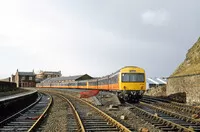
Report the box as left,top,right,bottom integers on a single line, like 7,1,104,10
40,66,145,83
121,66,139,69
42,74,93,82
121,66,144,70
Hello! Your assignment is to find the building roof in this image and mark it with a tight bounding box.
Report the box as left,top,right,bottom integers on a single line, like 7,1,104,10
42,71,61,75
146,77,167,84
18,72,35,76
42,74,93,83
52,75,83,81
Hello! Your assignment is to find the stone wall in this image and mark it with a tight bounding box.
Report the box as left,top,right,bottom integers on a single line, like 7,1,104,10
167,74,200,104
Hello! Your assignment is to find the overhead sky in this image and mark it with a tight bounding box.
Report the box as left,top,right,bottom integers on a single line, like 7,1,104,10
0,0,200,78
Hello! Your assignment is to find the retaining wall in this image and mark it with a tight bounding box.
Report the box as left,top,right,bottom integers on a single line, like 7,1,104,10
0,81,17,92
167,74,200,104
0,91,38,120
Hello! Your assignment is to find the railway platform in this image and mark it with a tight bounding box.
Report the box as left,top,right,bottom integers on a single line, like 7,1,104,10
0,88,38,122
0,89,37,103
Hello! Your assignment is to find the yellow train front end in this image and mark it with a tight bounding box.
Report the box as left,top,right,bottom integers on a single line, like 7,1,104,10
118,66,146,102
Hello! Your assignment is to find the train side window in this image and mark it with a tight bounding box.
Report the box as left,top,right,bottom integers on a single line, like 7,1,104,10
114,76,118,83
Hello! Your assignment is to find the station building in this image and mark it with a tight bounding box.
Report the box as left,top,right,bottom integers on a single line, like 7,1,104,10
12,70,36,87
36,71,62,82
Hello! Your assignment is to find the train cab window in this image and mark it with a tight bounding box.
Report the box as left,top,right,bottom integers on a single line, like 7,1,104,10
121,74,129,82
129,75,137,81
122,73,144,82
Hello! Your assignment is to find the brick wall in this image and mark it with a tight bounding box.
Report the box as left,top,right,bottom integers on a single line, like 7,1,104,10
167,74,200,104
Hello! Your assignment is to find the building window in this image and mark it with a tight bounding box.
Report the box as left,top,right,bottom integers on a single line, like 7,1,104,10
21,76,25,80
29,77,33,80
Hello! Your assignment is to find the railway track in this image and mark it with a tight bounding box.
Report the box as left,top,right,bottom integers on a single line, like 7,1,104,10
53,92,135,132
0,93,52,131
129,101,200,132
142,96,200,117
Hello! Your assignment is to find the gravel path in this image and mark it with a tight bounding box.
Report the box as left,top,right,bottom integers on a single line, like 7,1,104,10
41,94,68,132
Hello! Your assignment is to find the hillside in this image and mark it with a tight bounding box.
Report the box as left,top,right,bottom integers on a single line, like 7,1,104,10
171,37,200,76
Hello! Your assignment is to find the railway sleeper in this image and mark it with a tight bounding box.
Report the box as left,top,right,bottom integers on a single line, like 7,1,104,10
0,128,28,131
130,107,192,132
141,102,200,125
85,128,119,131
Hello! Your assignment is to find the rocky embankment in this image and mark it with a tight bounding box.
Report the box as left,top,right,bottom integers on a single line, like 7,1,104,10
172,37,200,76
145,86,166,97
167,37,200,104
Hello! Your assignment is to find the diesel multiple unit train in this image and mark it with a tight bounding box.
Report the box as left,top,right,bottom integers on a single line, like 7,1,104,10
37,66,146,102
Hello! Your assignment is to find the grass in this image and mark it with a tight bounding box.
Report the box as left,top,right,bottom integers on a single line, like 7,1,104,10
172,38,200,76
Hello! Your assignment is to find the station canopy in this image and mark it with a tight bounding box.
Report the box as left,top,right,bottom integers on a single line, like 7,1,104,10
146,77,167,85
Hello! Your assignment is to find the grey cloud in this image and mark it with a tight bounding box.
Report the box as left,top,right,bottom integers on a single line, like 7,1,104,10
61,0,200,44
58,0,200,76
1,0,200,78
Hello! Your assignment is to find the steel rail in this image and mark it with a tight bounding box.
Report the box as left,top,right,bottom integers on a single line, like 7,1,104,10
130,105,194,132
148,100,199,117
28,93,53,131
143,96,200,115
46,90,133,132
57,93,85,132
0,93,52,131
171,101,200,114
64,92,132,132
140,102,200,125
0,93,42,126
